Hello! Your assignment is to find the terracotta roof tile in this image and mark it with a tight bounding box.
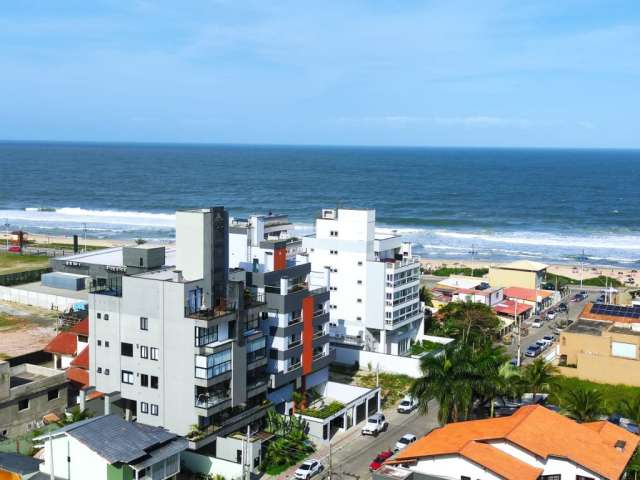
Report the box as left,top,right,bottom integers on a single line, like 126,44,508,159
66,367,89,387
44,332,77,355
504,287,552,302
494,300,532,316
460,441,542,480
392,406,638,480
70,346,89,369
69,318,89,336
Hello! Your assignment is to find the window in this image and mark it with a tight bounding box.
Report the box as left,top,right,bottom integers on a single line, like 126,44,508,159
150,404,158,416
576,477,595,480
97,340,102,346
330,230,338,237
121,342,133,357
140,345,149,359
121,370,134,385
140,317,148,331
195,348,232,379
105,369,110,375
140,401,149,414
331,268,338,273
330,250,338,255
195,325,218,346
96,313,101,319
357,261,363,266
357,316,362,321
105,341,110,348
540,476,562,480
151,376,159,389
247,337,266,363
18,399,29,411
140,374,149,387
150,347,159,361
357,280,363,285
47,389,59,401
460,477,471,480
357,298,362,303
330,286,337,291
104,314,109,321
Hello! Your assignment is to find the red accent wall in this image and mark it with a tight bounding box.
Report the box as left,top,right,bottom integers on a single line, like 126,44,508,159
302,296,314,375
274,247,287,271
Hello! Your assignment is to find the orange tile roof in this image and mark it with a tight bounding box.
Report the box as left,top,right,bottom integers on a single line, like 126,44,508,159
44,331,77,355
66,366,89,387
494,299,532,316
460,441,541,480
504,287,552,303
69,318,89,336
391,406,638,480
70,346,89,369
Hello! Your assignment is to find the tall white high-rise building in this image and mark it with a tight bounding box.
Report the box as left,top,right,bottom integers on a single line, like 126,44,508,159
303,208,423,355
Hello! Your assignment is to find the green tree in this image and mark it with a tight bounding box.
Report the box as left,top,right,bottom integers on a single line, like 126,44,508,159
562,387,605,423
437,301,500,346
522,358,558,399
57,406,93,426
419,286,433,307
619,396,640,425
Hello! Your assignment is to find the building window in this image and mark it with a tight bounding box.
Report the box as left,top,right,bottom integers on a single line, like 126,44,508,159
330,230,338,237
140,345,149,359
150,347,159,361
121,342,133,357
96,313,101,319
331,268,338,273
150,404,159,416
97,340,102,346
140,402,149,414
195,326,218,346
97,367,102,374
151,376,159,389
104,314,109,321
122,370,134,385
140,374,149,387
357,298,362,303
357,280,363,285
18,399,29,411
330,250,338,255
105,369,110,375
105,341,110,347
357,316,362,321
330,286,337,291
140,317,148,331
47,389,59,401
576,477,595,480
195,348,232,379
357,261,363,266
540,476,562,480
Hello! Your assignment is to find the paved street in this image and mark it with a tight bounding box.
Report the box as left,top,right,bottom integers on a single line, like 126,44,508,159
270,401,439,480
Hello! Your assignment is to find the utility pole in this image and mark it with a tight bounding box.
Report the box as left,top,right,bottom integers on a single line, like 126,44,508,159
376,363,381,412
83,223,87,253
3,219,9,252
245,424,251,480
328,440,333,480
469,243,477,277
515,299,521,367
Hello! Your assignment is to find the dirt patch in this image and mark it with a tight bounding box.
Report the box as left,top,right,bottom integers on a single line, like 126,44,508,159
0,301,58,358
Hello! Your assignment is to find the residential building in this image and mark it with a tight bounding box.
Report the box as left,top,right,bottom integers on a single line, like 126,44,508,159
228,214,334,414
303,208,423,355
0,452,42,480
35,414,187,480
488,260,547,290
89,207,271,460
387,405,639,480
451,287,504,306
558,304,640,386
503,286,556,314
0,361,67,438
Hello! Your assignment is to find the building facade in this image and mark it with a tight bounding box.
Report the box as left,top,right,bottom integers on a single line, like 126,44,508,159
488,260,547,290
229,214,334,414
89,208,271,456
303,208,422,355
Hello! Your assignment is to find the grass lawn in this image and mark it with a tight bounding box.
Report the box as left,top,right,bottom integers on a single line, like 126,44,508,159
0,252,50,274
29,241,109,252
550,376,640,414
545,272,623,288
355,371,414,407
429,267,488,277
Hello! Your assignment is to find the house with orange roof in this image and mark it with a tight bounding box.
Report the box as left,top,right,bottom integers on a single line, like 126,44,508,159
44,318,89,370
503,286,557,313
385,405,638,480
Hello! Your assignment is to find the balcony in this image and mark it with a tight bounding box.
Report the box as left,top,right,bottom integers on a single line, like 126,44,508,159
287,339,302,349
385,310,423,328
244,292,266,309
186,304,236,321
247,347,267,364
90,278,122,297
195,391,231,410
382,256,420,270
289,315,303,326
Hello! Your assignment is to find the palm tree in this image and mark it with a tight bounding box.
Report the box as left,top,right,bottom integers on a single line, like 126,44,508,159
522,358,558,399
562,387,605,423
619,396,640,425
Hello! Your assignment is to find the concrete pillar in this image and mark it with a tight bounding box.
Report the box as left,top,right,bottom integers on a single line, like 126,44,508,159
323,267,331,288
365,398,369,420
379,330,387,354
79,389,87,411
280,277,289,295
104,394,111,415
343,412,348,431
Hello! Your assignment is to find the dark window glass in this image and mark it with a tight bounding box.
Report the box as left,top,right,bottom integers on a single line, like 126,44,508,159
121,342,133,357
151,376,158,389
140,374,148,387
47,389,58,401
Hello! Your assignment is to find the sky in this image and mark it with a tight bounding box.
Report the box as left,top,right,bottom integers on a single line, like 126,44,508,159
1,0,639,148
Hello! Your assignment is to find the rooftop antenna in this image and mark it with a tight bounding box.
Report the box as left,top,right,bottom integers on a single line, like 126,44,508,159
576,249,588,289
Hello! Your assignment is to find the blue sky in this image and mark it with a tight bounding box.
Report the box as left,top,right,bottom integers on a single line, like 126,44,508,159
1,0,639,148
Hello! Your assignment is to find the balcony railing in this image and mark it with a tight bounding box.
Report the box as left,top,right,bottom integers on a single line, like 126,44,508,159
313,309,326,317
383,256,420,269
309,286,329,295
195,360,232,380
244,292,266,308
186,304,236,321
287,339,302,349
195,392,230,409
246,348,267,364
385,310,422,327
313,329,326,338
289,315,302,326
247,377,268,392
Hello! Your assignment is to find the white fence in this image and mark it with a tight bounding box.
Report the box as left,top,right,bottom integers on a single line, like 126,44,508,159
0,285,81,310
181,451,244,480
334,346,423,378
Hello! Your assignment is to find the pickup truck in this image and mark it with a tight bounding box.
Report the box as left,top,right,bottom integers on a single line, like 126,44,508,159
397,396,418,414
362,413,388,436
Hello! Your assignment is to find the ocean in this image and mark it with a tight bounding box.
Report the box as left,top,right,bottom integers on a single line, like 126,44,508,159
1,141,639,268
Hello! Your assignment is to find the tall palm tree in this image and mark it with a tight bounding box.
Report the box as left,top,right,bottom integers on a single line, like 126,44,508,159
522,358,558,399
619,396,640,425
562,387,605,423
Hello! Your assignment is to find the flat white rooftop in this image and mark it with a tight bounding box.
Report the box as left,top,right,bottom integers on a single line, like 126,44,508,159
58,246,176,268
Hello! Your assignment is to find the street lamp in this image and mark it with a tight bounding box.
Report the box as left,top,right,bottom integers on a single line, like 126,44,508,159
3,219,9,252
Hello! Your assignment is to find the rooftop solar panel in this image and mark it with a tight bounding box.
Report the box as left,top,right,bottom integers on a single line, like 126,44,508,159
590,303,640,318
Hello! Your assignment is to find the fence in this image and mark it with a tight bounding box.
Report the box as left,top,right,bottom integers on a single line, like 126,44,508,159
333,346,423,378
0,268,52,286
0,285,83,310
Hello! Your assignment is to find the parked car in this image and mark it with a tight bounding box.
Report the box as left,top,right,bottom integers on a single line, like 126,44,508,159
525,345,542,357
7,246,21,253
369,450,394,471
394,434,417,452
543,335,555,344
397,396,418,414
557,303,568,313
535,340,548,350
362,413,388,436
295,460,324,480
545,311,556,320
531,319,543,328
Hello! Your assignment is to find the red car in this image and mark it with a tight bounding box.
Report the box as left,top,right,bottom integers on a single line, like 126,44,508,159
7,246,21,253
369,450,394,471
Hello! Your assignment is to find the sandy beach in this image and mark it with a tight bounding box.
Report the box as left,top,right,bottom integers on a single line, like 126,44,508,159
420,258,640,288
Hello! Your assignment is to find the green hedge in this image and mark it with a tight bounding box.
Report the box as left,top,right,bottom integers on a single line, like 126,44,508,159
430,267,488,277
550,376,640,414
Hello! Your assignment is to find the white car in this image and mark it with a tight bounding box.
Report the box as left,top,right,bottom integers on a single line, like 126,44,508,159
546,311,556,320
397,396,418,413
362,413,388,436
394,433,417,451
295,459,324,480
531,319,543,328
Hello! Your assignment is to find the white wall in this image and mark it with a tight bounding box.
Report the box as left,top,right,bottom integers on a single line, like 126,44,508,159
415,455,502,480
181,451,244,480
0,285,82,310
40,435,108,480
334,346,423,378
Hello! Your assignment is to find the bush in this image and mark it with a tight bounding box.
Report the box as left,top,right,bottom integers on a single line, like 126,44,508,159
549,376,640,415
410,340,443,356
431,267,488,277
303,401,345,419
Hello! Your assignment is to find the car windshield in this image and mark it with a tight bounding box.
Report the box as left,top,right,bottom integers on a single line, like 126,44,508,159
400,401,410,405
368,418,377,423
399,438,410,444
300,464,311,470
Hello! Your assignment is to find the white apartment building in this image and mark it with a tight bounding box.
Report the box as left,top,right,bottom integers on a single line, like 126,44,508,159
303,208,423,355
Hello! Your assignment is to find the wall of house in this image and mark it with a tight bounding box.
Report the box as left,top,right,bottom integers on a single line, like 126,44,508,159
333,346,423,378
559,353,640,386
414,454,503,480
488,268,538,289
40,435,108,480
181,451,243,480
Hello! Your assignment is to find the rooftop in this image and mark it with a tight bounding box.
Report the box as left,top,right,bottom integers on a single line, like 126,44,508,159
503,286,553,302
57,246,176,268
580,302,640,324
390,405,638,480
492,260,548,272
44,331,78,356
0,452,42,475
565,319,611,336
494,299,532,316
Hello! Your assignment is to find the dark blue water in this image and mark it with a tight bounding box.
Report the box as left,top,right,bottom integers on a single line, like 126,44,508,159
1,142,639,266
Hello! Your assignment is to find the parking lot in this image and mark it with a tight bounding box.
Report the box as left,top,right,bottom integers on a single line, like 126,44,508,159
507,287,599,365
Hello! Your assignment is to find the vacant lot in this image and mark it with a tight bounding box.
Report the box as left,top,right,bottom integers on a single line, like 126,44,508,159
0,252,50,274
0,302,58,358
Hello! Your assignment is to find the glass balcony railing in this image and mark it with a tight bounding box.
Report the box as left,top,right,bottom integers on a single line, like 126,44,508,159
195,391,230,409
